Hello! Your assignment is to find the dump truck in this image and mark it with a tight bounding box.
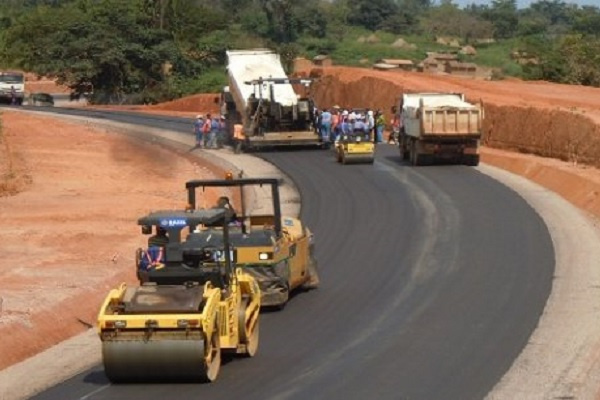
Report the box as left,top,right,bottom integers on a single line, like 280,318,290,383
0,71,24,105
398,93,484,166
185,177,320,309
97,207,261,383
221,49,321,152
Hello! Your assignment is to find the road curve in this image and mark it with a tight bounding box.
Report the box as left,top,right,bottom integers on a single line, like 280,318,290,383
27,110,554,400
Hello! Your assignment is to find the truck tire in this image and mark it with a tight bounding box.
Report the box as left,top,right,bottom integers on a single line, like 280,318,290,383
464,154,480,166
410,142,423,166
234,141,243,154
399,137,410,160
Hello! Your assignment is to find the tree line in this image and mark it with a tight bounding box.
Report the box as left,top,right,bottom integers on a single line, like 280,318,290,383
0,0,599,104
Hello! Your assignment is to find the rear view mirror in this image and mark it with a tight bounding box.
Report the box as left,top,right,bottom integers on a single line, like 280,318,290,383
141,225,152,234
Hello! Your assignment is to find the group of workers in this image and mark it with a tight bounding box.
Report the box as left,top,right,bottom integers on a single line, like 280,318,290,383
192,105,401,149
193,113,227,149
316,107,389,144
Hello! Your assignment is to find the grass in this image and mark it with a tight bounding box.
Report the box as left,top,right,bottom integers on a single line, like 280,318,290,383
470,38,524,77
297,27,526,78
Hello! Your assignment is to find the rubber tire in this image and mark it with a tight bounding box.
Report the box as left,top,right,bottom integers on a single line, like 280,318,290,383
301,255,321,290
410,142,421,166
276,284,290,311
234,141,243,154
465,154,480,166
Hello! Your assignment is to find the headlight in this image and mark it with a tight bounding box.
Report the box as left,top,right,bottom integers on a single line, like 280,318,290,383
356,136,362,142
178,319,200,328
105,320,127,329
258,252,273,260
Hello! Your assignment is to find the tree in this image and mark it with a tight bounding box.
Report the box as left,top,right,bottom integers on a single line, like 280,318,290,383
420,2,493,40
347,0,398,31
571,6,600,35
469,0,518,39
260,0,299,43
3,0,183,103
559,34,600,86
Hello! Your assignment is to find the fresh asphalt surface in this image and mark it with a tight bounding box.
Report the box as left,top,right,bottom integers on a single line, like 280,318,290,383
22,106,554,400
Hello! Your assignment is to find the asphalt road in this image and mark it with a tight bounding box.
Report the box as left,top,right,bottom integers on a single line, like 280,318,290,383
25,108,554,400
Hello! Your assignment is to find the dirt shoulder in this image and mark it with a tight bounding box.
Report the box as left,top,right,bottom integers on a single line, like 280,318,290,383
0,110,223,369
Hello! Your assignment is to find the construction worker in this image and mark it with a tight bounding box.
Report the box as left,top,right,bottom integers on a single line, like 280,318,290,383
211,196,239,226
367,110,375,141
148,226,169,248
202,113,212,147
353,114,369,139
320,108,332,143
141,226,168,270
193,115,204,147
209,115,220,149
331,109,340,142
375,110,386,144
218,115,227,148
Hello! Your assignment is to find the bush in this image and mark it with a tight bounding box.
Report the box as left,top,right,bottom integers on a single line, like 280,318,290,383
177,69,228,96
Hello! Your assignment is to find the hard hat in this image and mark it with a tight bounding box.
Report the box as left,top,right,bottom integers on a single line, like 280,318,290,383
342,110,349,116
196,114,202,119
368,110,374,116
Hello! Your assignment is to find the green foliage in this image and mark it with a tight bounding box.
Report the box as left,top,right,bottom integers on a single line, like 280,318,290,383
298,37,338,57
240,7,270,38
559,34,600,86
347,0,398,31
178,68,228,95
420,2,494,41
2,0,600,104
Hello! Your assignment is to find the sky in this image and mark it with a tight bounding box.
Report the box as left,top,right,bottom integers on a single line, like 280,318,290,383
452,0,599,8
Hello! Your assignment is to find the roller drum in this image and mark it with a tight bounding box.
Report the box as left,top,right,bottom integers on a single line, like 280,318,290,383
102,337,207,382
342,154,374,164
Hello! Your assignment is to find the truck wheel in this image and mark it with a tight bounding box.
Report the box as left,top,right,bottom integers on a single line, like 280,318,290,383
400,138,410,160
234,141,243,154
410,142,422,166
275,284,290,311
302,254,320,290
465,155,480,166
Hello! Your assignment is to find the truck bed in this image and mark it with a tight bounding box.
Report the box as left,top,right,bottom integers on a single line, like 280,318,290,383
402,93,483,139
227,50,298,109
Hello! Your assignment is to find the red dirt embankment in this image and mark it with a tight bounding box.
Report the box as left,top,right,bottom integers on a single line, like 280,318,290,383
0,111,223,369
87,93,222,119
310,67,600,169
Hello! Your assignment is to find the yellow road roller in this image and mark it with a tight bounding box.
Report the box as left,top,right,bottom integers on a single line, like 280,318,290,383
97,208,261,383
335,132,375,164
185,177,320,309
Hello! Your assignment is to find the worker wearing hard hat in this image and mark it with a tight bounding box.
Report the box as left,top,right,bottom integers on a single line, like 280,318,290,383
193,115,205,147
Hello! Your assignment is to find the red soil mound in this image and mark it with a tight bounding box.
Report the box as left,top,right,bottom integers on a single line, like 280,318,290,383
311,66,600,168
